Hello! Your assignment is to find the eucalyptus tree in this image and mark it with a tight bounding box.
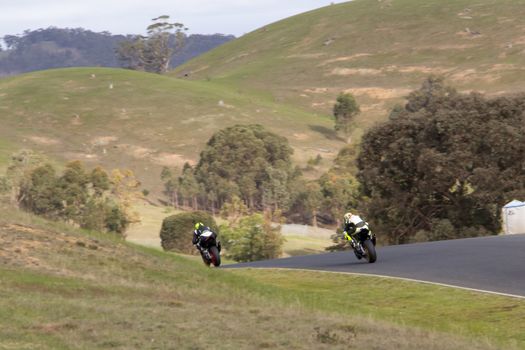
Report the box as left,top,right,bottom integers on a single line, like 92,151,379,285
333,92,360,143
117,15,187,73
195,124,295,211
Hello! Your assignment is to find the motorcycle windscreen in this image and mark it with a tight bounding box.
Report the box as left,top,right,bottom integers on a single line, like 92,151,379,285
199,230,216,248
355,228,370,241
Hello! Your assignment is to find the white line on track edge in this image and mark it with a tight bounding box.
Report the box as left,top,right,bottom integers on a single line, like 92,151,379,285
231,267,525,300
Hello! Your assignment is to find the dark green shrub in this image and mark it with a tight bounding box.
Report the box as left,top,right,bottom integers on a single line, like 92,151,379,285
104,205,130,235
19,164,63,218
160,211,218,253
80,199,107,232
220,213,283,262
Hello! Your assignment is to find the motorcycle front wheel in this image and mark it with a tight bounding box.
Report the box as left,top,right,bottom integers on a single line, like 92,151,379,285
200,251,211,266
362,239,377,263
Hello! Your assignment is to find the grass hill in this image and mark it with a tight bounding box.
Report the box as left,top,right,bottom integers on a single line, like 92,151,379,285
1,202,523,349
174,0,525,140
0,67,343,193
4,0,525,195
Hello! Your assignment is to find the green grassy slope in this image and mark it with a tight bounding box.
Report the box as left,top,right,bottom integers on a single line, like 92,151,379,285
0,67,343,193
5,1,524,193
0,203,523,349
175,0,525,136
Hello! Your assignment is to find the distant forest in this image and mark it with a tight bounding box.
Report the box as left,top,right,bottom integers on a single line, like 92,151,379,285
0,27,235,76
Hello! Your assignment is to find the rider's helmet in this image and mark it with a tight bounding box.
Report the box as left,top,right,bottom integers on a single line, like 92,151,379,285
194,222,205,231
344,212,353,224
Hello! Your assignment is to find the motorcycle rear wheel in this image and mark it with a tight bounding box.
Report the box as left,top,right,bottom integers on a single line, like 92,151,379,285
362,239,377,263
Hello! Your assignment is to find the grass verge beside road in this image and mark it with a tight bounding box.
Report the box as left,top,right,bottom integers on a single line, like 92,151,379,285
229,269,525,349
282,234,332,256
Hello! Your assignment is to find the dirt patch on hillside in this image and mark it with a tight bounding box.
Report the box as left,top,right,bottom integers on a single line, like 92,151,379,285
345,87,411,99
513,36,525,45
489,64,519,72
330,65,452,76
386,65,453,74
91,136,118,146
153,153,195,167
360,102,387,112
0,223,106,274
71,114,82,125
28,136,60,145
114,144,195,167
292,133,310,141
311,102,327,108
118,108,130,120
64,152,99,161
225,53,250,63
319,53,372,66
449,64,521,83
450,68,477,81
185,114,226,123
287,53,326,59
189,65,210,74
497,17,514,24
330,68,382,76
218,100,235,109
420,44,478,50
117,144,154,159
304,87,329,94
456,29,483,39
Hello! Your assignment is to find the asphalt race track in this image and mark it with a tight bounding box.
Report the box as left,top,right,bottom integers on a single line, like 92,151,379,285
226,234,525,298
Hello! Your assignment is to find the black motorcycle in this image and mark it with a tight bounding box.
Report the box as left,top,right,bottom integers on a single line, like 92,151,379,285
345,224,377,263
197,229,221,267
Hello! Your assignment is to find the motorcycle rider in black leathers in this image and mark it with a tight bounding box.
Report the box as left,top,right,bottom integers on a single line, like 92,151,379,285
192,222,209,252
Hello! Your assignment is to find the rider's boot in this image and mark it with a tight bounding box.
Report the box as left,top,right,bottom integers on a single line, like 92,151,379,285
350,239,362,259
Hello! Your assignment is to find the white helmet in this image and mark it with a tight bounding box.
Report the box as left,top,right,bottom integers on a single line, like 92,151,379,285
344,212,353,224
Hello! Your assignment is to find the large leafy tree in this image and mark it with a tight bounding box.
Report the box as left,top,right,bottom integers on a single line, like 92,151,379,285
144,15,187,73
19,164,62,218
160,166,180,208
288,144,360,227
2,149,48,205
333,92,360,143
179,163,201,209
58,161,90,221
301,181,323,227
117,15,187,73
358,77,525,244
319,171,360,226
195,124,295,211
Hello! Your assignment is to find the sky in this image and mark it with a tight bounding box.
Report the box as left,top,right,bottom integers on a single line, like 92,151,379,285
0,0,338,38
